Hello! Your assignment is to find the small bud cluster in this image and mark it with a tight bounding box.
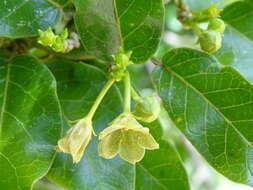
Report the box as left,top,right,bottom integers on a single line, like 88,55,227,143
38,28,80,53
191,4,226,53
110,48,133,81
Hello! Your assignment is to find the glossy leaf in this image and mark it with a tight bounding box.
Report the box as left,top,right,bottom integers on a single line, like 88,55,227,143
215,0,253,82
46,59,190,190
152,48,253,186
0,56,62,189
0,0,60,38
74,0,164,63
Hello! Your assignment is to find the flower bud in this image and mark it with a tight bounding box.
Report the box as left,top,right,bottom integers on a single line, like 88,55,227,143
38,27,57,46
52,36,65,52
98,113,159,164
199,30,222,53
208,18,225,34
111,48,133,81
56,118,93,163
133,95,160,123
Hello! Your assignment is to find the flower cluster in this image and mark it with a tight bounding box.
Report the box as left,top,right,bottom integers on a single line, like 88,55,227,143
56,49,161,164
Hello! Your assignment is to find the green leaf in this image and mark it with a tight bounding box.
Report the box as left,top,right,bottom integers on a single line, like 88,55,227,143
0,0,60,38
215,0,253,82
152,48,253,186
46,59,190,190
0,56,62,189
74,0,164,63
136,120,190,190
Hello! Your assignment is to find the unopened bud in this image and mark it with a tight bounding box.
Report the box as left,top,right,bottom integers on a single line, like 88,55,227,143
133,95,161,123
199,30,222,53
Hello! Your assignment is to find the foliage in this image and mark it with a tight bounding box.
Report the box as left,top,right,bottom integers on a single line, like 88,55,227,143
0,0,253,189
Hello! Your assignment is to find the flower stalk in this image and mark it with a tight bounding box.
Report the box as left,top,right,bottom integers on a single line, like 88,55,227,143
123,71,131,113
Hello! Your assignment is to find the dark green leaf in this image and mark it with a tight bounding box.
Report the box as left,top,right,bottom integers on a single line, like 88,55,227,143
215,0,253,82
74,0,164,63
0,56,62,189
0,0,60,38
152,48,253,186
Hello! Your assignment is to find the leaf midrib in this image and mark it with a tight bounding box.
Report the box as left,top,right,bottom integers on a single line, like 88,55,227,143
163,64,253,146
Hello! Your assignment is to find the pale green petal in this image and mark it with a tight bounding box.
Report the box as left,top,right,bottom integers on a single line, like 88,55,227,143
69,124,91,156
137,132,159,150
56,119,93,163
57,126,75,153
98,130,122,159
99,124,124,139
119,130,145,164
73,131,92,163
99,113,144,139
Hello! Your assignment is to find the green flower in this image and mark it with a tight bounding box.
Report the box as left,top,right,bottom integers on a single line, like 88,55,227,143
56,118,93,163
38,27,57,46
98,113,159,164
133,95,161,123
199,30,222,53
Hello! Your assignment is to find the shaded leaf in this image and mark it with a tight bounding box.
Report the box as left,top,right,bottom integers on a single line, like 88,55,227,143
152,48,253,186
0,56,62,189
0,0,60,38
74,0,164,63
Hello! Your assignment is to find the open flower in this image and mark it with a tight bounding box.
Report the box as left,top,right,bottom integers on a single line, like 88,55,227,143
56,118,93,163
98,113,159,164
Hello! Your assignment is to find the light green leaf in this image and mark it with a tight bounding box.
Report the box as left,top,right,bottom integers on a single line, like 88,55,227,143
74,0,164,63
0,0,60,38
215,0,253,82
46,59,190,190
0,56,62,189
152,48,253,186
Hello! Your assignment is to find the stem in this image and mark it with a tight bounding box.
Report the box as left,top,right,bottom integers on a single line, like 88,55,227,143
191,23,203,36
131,86,141,102
86,78,115,120
123,71,131,113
